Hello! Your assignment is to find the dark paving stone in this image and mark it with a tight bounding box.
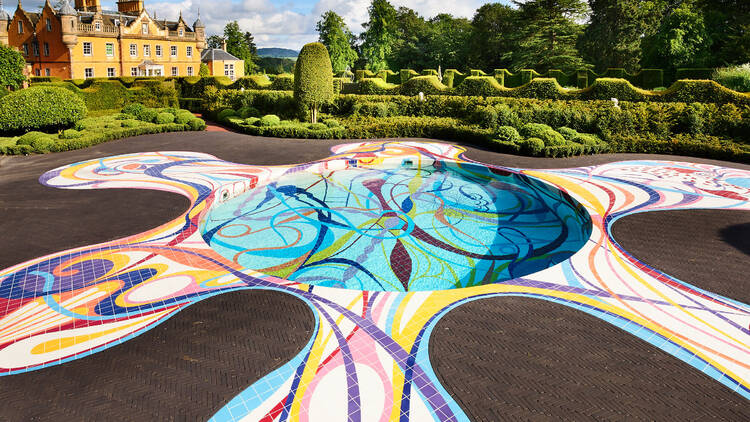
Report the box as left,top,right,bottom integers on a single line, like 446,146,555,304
430,297,750,421
0,289,314,421
612,209,750,304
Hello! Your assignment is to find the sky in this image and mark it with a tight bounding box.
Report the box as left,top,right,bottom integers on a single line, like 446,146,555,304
3,0,510,50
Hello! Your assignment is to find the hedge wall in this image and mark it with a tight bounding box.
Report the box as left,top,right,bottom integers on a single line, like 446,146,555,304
30,78,178,111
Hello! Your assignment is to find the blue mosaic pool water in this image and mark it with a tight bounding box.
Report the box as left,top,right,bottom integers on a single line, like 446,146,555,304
201,162,592,291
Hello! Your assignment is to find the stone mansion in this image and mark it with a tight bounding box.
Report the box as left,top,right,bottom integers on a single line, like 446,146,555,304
0,0,206,79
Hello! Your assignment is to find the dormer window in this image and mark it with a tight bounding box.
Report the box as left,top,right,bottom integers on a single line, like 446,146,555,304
142,23,148,35
95,22,101,31
179,28,184,37
46,18,51,32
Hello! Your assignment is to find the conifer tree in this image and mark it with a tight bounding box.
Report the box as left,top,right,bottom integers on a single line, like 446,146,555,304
512,0,589,72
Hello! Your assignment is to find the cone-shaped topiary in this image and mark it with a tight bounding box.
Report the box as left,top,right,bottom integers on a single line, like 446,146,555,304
294,42,334,123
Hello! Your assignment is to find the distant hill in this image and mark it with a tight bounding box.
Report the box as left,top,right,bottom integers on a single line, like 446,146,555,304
257,48,299,58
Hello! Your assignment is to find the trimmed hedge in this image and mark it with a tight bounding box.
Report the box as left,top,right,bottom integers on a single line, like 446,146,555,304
399,76,448,96
0,86,87,133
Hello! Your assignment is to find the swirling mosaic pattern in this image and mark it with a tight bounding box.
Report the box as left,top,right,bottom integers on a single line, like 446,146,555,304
201,162,592,291
0,142,749,421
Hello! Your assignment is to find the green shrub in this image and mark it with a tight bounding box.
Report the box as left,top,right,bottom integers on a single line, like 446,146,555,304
188,118,206,131
237,106,260,118
122,103,146,117
0,86,87,133
712,64,750,93
17,131,49,145
156,112,175,124
138,108,159,123
0,44,26,90
270,74,294,91
174,110,194,124
518,137,545,155
245,117,260,125
82,80,131,110
59,129,82,139
310,122,328,130
234,75,272,90
358,78,399,95
399,76,447,96
323,118,341,128
454,76,505,96
120,120,138,128
400,69,419,84
544,143,585,157
495,126,520,143
352,102,392,117
294,42,334,123
473,105,498,128
519,123,567,146
557,126,579,141
258,114,281,127
217,108,237,122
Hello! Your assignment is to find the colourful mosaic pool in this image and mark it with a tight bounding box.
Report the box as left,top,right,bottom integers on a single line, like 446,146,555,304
0,141,749,421
201,161,592,291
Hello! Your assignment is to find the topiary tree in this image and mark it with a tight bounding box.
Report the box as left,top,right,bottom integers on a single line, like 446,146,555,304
0,45,26,90
0,86,87,133
294,42,333,123
199,63,210,78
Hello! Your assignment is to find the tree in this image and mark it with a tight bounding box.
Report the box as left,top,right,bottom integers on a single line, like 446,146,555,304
294,43,333,124
512,0,590,72
423,14,472,70
699,0,750,66
317,11,359,73
199,62,210,77
207,35,224,50
223,21,256,74
0,45,25,90
641,2,712,71
469,3,520,71
360,0,398,71
579,0,656,71
388,7,428,70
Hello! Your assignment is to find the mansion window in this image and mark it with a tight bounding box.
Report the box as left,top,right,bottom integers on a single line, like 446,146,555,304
170,45,177,57
84,68,94,79
95,22,101,31
46,18,51,32
106,43,114,57
130,44,137,57
144,45,151,57
155,45,162,57
83,42,92,56
187,66,193,76
35,68,41,76
186,46,192,58
107,68,116,77
45,68,51,77
142,23,148,34
172,66,178,76
131,67,138,76
17,21,22,34
179,29,184,37
43,42,49,57
32,42,39,57
22,44,28,56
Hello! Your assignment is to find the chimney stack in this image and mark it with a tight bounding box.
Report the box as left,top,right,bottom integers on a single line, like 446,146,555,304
222,39,227,52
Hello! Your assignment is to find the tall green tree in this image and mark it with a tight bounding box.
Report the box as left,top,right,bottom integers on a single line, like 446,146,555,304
388,7,429,71
223,21,256,74
699,0,750,66
469,3,520,71
641,1,712,71
423,14,473,70
207,35,224,50
360,0,398,71
579,0,659,71
512,0,590,72
0,45,25,90
317,11,359,73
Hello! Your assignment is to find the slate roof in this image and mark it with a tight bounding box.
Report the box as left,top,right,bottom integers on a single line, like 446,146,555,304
201,48,242,62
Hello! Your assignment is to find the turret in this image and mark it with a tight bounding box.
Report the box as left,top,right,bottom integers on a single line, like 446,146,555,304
59,0,78,50
0,0,10,46
193,10,205,52
74,0,101,12
116,0,143,15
